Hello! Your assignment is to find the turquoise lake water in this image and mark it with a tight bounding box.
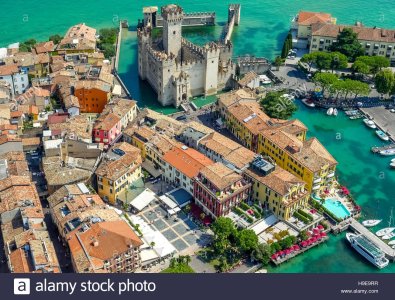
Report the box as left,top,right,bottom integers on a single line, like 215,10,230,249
1,0,395,273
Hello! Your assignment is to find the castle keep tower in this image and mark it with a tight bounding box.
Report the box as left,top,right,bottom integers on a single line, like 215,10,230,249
162,4,184,59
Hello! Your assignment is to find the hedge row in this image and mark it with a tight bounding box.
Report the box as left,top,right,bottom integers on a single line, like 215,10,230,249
297,209,313,222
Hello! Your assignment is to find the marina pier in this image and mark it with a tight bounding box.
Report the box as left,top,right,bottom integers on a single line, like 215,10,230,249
333,218,395,261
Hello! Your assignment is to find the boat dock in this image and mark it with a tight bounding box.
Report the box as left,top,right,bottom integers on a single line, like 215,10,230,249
371,143,395,154
338,218,395,261
360,107,395,143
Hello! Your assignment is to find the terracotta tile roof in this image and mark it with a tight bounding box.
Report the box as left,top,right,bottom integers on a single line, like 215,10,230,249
199,162,242,191
163,146,214,178
217,88,257,108
311,23,395,43
102,98,136,120
18,104,39,115
9,248,33,273
74,80,112,93
22,137,41,147
34,41,56,54
297,11,333,26
68,220,142,272
47,113,69,125
10,111,23,118
95,149,142,181
0,64,19,76
246,167,305,197
94,113,120,131
238,71,258,87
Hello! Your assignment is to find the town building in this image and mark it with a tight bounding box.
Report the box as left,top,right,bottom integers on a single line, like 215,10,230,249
310,22,395,64
162,145,214,195
244,156,309,220
95,142,142,204
74,80,112,114
194,162,251,218
0,64,29,97
292,11,336,39
67,220,143,273
138,4,239,107
92,112,121,145
101,98,138,129
57,23,97,52
258,127,337,192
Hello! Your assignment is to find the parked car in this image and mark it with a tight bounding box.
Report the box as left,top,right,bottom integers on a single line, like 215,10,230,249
176,115,187,121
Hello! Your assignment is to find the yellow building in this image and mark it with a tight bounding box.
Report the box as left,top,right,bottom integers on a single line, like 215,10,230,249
258,126,337,192
244,157,309,220
95,142,142,204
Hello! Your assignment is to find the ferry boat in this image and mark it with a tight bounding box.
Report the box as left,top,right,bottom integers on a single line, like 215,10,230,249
362,219,382,227
376,130,389,141
363,118,376,129
326,107,334,115
301,98,315,108
346,233,389,269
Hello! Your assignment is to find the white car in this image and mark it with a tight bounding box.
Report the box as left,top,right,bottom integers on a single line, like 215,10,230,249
390,109,395,113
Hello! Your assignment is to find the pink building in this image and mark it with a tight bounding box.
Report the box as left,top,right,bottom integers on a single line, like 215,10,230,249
93,112,121,145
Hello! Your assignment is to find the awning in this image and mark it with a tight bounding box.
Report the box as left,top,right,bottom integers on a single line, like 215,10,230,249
142,161,162,178
130,188,157,211
159,195,178,209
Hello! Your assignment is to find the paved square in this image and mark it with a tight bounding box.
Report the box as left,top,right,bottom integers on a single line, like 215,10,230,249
173,223,189,235
184,219,198,230
153,219,167,231
177,211,188,220
143,211,157,222
183,233,199,246
172,239,188,252
162,228,178,241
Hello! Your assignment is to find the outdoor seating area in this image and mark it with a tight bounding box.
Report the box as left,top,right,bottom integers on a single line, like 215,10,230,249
258,221,299,244
287,208,323,231
187,203,213,226
271,225,328,265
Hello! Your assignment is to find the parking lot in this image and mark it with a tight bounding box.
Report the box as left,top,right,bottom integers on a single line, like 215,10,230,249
137,201,212,253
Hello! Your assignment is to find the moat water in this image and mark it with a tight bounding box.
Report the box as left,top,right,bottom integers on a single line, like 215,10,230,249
1,0,395,273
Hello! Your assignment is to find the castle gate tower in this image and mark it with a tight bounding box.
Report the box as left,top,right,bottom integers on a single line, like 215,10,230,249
161,4,184,59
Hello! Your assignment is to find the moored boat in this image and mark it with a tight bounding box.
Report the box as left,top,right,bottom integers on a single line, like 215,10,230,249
390,162,395,169
388,240,395,246
333,108,338,116
363,118,376,129
362,219,382,227
346,233,389,269
382,232,395,240
326,107,334,115
301,98,315,108
379,149,395,156
377,208,394,237
376,130,389,141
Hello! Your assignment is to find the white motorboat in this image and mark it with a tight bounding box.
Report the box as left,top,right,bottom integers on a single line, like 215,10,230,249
301,98,315,108
346,233,389,269
382,232,395,240
376,130,389,141
363,118,376,129
326,107,334,115
376,227,395,237
333,108,338,116
388,240,395,246
362,219,382,227
379,149,395,156
376,208,394,237
392,158,395,162
390,162,395,169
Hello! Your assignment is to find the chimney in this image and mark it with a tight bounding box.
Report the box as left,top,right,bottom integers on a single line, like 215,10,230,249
92,239,99,247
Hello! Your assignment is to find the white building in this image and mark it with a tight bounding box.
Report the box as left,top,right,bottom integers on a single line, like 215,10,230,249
161,145,214,195
0,64,29,97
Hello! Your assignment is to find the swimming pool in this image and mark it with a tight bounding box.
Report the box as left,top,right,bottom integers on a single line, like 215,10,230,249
313,196,351,219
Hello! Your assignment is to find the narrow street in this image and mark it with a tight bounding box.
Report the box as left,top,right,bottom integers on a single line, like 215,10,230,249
26,151,73,273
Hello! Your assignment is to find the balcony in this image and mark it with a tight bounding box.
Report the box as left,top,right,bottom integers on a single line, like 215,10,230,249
327,172,335,178
313,177,322,184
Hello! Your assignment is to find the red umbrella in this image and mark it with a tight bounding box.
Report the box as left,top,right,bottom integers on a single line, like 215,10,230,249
313,228,320,234
285,249,291,255
293,245,300,251
321,232,327,237
317,225,324,231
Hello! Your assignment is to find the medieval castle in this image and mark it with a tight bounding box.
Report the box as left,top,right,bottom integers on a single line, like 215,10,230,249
137,4,242,107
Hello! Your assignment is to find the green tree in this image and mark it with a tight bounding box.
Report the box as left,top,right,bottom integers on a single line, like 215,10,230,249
260,91,298,119
313,72,338,94
353,56,390,76
315,52,332,71
347,79,370,99
329,52,348,73
212,217,236,239
236,229,258,253
300,52,317,72
329,28,364,61
281,32,293,59
274,56,284,70
19,38,37,52
49,34,62,44
251,244,273,265
375,69,394,96
351,60,370,75
299,230,309,241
